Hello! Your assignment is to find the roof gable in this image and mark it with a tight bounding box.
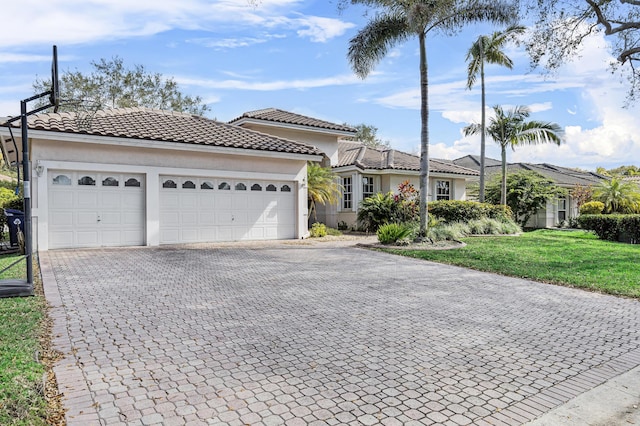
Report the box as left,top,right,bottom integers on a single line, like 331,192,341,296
3,107,322,156
229,108,356,134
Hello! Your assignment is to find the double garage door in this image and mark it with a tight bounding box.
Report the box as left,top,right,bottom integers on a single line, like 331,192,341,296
47,170,296,249
159,176,295,244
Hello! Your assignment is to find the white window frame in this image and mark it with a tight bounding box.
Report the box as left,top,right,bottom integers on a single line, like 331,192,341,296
362,175,375,200
436,180,451,201
558,197,567,222
342,176,353,210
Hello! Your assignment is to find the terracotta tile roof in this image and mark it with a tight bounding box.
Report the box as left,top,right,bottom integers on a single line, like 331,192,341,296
229,108,356,133
4,107,322,156
337,141,479,176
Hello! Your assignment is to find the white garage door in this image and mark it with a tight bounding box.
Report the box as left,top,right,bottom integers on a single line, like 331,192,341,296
159,176,295,244
48,171,145,249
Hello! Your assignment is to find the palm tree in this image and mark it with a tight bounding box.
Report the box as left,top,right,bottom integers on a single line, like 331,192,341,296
592,178,640,213
307,162,342,221
464,105,563,205
466,25,525,202
347,0,516,238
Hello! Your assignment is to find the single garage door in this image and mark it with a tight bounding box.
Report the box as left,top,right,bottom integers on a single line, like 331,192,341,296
48,171,145,249
159,176,295,244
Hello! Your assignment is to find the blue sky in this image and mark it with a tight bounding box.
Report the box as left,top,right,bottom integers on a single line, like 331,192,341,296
2,0,638,171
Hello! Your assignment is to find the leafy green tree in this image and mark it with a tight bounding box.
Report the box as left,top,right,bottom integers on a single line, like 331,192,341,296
307,162,342,221
34,57,209,115
524,0,640,101
485,171,566,227
346,0,516,238
596,165,640,177
464,105,563,205
592,177,640,214
466,24,525,202
345,123,391,149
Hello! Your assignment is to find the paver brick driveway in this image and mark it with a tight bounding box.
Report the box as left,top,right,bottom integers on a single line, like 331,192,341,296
44,243,640,425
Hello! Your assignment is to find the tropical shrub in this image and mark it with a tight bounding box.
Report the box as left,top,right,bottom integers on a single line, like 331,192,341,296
592,178,640,214
357,192,396,232
578,214,640,244
309,222,327,238
579,201,605,215
0,187,22,242
428,200,513,223
377,223,413,245
428,222,469,242
485,171,566,227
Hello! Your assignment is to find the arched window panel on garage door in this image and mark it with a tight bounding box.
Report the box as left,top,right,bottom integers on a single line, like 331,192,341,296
182,180,196,189
162,179,178,189
218,182,231,190
251,183,262,191
124,178,141,187
102,177,119,187
201,181,214,190
280,184,291,192
235,182,247,191
52,174,72,185
266,184,277,192
78,175,96,186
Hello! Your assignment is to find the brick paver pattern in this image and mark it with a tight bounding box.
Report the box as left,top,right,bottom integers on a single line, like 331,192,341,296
47,245,640,425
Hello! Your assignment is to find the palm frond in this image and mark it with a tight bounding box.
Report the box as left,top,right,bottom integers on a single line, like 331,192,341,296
348,13,409,78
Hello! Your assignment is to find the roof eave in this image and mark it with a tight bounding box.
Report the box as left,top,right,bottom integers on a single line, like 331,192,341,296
232,117,357,138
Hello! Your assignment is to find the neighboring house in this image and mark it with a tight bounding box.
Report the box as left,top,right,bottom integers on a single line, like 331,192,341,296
0,108,323,250
452,155,608,228
324,141,479,229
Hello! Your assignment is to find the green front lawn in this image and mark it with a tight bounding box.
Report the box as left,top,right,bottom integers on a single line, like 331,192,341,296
384,229,640,297
0,254,48,426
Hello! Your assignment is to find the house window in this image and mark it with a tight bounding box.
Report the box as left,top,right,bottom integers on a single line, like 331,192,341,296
362,176,375,199
342,176,352,209
558,198,567,222
436,180,450,200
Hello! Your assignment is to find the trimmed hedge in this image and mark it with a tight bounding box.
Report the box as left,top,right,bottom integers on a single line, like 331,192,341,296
428,200,513,223
578,214,640,244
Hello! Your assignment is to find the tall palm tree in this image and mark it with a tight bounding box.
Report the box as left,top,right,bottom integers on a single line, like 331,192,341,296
466,24,525,202
307,162,343,221
347,0,516,238
464,105,563,205
592,178,640,213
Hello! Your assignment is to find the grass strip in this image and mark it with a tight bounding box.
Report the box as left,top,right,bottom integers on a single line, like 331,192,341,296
383,229,640,297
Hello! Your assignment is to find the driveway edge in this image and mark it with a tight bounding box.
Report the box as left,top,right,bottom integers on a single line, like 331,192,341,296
40,252,102,426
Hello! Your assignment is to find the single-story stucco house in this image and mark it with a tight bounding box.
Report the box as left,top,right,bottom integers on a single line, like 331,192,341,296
452,155,608,228
0,107,479,250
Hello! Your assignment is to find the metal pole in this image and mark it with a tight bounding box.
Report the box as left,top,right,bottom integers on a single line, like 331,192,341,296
20,100,33,286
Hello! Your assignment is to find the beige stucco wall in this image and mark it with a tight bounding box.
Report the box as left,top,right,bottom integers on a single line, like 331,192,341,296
238,124,340,166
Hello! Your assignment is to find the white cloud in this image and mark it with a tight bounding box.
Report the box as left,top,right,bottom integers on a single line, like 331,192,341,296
294,16,355,43
1,1,352,48
177,73,362,91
